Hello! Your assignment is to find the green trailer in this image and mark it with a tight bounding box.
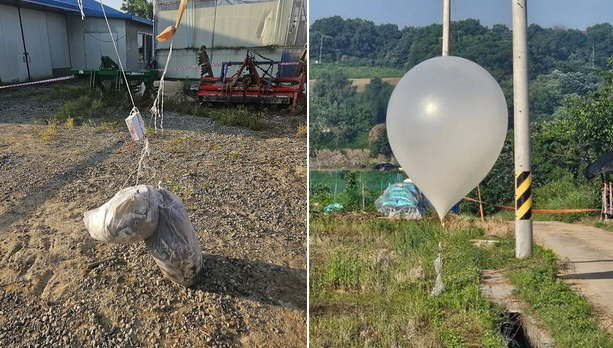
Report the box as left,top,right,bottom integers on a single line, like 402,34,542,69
70,56,159,94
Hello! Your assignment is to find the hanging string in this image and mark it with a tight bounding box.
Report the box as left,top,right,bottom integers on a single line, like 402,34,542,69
120,139,156,189
151,39,174,132
136,138,150,185
99,0,149,187
151,0,188,132
99,0,136,108
431,222,445,296
77,0,85,20
99,0,189,186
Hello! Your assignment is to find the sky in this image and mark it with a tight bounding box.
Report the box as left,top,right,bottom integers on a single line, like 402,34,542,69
101,0,613,30
104,0,124,13
309,0,613,30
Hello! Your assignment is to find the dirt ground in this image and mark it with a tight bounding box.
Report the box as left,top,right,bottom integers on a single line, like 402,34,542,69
0,82,307,347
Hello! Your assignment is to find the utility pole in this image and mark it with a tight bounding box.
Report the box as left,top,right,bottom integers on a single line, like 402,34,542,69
442,0,450,56
152,0,157,63
316,32,332,64
319,34,324,63
512,0,533,258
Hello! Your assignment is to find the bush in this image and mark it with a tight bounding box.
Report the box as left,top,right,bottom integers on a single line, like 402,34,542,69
323,248,368,289
533,173,600,222
55,95,110,124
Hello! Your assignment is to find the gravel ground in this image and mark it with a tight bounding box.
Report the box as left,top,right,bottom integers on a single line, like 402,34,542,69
0,82,307,347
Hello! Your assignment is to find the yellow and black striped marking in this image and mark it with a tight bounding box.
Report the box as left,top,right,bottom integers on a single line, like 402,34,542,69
515,171,532,220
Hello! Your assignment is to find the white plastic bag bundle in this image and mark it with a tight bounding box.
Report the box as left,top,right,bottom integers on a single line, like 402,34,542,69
145,189,202,287
84,185,161,244
431,243,444,297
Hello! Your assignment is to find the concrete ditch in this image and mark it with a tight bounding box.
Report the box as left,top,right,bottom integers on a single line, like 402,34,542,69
481,269,554,348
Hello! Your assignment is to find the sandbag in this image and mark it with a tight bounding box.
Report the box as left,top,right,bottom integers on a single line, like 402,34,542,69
84,185,161,244
145,188,202,287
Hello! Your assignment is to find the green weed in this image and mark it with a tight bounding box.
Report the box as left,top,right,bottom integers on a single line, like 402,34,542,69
208,107,263,131
47,85,94,101
162,179,194,201
145,125,155,138
55,95,110,123
164,96,207,117
296,122,307,137
532,173,600,222
99,121,120,131
163,137,189,159
322,248,368,290
35,119,58,142
64,117,74,130
310,216,613,347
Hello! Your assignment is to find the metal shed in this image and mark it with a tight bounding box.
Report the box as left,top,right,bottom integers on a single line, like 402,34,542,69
0,0,152,84
154,0,306,79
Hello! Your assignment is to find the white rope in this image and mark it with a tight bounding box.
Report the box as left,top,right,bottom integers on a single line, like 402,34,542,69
120,139,156,189
151,39,174,133
99,0,152,188
136,138,150,185
431,223,445,297
431,241,444,296
99,0,136,108
77,0,85,20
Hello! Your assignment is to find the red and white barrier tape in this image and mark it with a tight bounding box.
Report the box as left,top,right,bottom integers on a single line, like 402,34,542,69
0,75,75,90
0,61,301,88
161,61,299,72
462,196,600,214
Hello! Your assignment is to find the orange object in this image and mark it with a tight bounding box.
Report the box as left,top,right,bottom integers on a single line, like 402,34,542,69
157,0,188,42
156,26,176,42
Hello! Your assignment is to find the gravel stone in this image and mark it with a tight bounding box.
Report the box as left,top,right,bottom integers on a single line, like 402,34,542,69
0,82,307,347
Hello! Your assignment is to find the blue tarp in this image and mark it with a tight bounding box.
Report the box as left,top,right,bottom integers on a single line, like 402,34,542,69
323,202,344,213
375,182,429,219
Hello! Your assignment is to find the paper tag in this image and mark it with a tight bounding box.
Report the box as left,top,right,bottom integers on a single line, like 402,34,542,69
125,108,146,141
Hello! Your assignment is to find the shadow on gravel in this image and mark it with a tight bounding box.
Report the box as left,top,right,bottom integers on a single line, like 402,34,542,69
195,254,307,311
561,270,613,280
0,141,122,232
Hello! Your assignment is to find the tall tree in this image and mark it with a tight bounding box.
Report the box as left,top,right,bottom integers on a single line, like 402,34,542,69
121,0,153,20
359,77,394,124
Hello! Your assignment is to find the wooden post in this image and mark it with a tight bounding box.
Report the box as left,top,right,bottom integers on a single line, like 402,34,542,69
477,185,485,223
600,180,607,220
607,180,613,219
602,181,606,220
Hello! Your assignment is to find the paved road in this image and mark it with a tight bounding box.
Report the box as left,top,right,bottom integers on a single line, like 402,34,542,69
534,221,613,328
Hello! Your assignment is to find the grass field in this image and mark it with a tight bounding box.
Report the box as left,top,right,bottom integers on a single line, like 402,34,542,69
309,63,405,79
309,216,613,347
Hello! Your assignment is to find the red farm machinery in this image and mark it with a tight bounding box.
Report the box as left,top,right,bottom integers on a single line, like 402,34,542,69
197,49,306,113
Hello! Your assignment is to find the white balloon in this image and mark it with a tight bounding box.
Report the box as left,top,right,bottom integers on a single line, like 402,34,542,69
387,56,508,220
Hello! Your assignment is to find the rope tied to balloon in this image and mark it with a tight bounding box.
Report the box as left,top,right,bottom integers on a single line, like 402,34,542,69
93,0,190,187
96,1,153,187
151,0,189,135
387,57,508,296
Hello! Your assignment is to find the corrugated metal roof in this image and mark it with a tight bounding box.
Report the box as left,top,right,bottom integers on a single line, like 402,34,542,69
20,0,152,25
